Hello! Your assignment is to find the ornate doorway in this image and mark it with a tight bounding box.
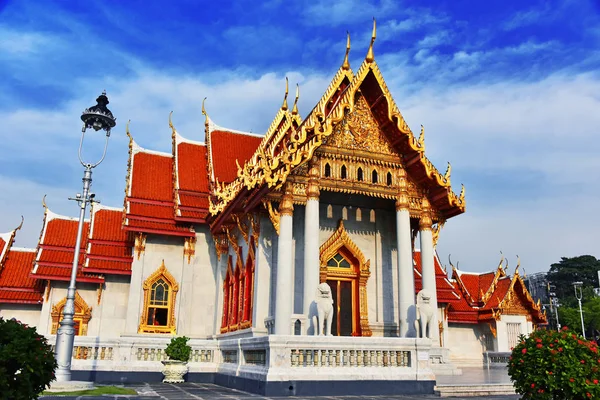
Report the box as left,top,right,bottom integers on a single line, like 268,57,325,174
320,220,372,337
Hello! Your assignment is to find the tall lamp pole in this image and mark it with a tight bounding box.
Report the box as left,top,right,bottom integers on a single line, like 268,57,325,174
54,91,116,382
573,281,586,340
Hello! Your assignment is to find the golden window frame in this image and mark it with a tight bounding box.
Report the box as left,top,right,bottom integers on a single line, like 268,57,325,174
138,260,179,334
51,291,92,336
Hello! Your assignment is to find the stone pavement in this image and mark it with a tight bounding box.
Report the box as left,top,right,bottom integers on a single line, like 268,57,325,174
40,382,520,400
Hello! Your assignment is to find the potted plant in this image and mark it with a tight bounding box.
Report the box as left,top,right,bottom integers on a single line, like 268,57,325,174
161,336,191,383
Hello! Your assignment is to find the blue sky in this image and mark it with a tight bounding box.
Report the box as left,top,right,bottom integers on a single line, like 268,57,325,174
1,0,600,274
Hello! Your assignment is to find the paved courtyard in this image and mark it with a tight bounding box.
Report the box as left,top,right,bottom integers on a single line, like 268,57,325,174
40,382,519,400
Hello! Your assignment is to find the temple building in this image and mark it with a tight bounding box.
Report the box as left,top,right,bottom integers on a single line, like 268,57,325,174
0,25,545,396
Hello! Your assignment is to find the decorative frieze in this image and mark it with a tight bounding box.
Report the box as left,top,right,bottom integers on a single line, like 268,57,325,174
183,236,196,264
134,232,146,260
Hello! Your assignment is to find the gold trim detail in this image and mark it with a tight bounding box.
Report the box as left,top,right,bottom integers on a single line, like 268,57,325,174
249,214,261,244
233,214,249,244
432,220,445,248
138,260,179,334
279,183,294,216
396,168,409,210
214,233,229,262
97,283,103,306
226,228,239,255
51,291,92,336
134,233,146,260
263,200,280,235
319,220,372,337
306,161,320,200
419,198,432,231
184,236,196,264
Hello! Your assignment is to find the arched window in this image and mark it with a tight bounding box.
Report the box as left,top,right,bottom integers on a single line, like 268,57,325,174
51,291,92,336
357,167,363,181
139,261,179,334
356,208,362,221
221,257,233,332
221,243,256,333
327,253,352,268
341,165,347,179
342,206,348,220
386,172,392,186
370,209,376,223
325,163,331,177
327,204,333,218
372,169,378,184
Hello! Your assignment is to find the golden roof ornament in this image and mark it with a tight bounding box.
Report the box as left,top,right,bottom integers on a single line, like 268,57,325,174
459,184,465,203
418,125,425,149
42,194,48,211
444,162,452,183
342,31,351,70
515,255,521,275
282,77,289,111
15,215,24,232
168,111,176,138
366,18,376,63
292,84,300,115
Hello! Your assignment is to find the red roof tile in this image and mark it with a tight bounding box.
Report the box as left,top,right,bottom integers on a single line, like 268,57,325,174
0,249,43,304
0,288,42,304
125,144,195,236
85,207,133,275
209,130,262,184
413,250,460,302
32,211,103,284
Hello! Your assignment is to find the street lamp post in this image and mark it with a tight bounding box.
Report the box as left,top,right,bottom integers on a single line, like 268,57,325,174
573,281,586,340
54,91,116,382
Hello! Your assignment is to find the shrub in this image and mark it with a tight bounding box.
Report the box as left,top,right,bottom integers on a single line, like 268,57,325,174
0,317,57,400
508,326,600,399
165,336,191,362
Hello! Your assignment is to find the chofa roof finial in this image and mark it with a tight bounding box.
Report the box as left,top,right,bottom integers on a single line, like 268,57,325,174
342,31,351,70
292,84,300,115
15,216,24,232
366,18,376,63
281,77,289,111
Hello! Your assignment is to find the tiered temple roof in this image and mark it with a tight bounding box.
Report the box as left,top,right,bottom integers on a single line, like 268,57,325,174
447,257,546,325
413,250,460,303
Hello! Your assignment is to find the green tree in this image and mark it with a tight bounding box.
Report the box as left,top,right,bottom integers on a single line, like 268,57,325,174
547,256,600,301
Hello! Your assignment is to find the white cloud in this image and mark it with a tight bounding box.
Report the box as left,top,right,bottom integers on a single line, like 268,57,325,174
302,0,399,27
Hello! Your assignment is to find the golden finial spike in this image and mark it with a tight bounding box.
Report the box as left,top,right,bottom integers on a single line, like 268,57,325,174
126,119,132,140
448,254,456,270
516,255,521,273
42,195,47,210
202,97,207,116
444,162,452,181
342,31,351,70
498,251,504,269
459,184,465,202
418,124,425,148
15,216,24,232
282,77,289,111
366,18,376,63
169,111,176,137
292,84,300,115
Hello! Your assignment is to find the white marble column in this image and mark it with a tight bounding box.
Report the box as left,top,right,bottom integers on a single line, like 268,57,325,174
274,183,294,335
303,163,320,335
419,198,439,344
212,234,228,336
396,169,415,337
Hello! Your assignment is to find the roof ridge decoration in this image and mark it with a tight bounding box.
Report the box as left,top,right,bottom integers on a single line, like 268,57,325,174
170,111,181,218
0,217,22,271
365,18,376,63
481,252,508,303
209,22,466,218
497,258,544,316
449,254,475,304
9,247,36,252
342,31,351,70
123,120,134,221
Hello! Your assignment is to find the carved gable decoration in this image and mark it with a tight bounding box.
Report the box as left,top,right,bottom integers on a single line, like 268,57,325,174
324,95,397,156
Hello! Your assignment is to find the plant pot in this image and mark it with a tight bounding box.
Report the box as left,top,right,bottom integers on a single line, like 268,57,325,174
161,360,189,383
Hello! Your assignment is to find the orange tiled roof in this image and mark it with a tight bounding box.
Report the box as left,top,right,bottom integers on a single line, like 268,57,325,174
174,135,211,223
124,141,195,237
413,250,460,303
0,248,43,304
31,210,103,284
209,130,262,184
85,206,133,275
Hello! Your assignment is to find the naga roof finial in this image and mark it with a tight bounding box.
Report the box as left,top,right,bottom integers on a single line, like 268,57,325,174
449,254,456,271
281,77,289,111
515,255,521,274
366,18,376,63
42,194,48,211
15,215,24,232
498,251,505,270
169,111,176,138
444,162,452,182
342,31,351,70
292,84,300,115
418,124,425,148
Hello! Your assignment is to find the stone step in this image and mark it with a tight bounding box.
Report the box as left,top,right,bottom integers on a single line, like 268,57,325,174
434,383,516,398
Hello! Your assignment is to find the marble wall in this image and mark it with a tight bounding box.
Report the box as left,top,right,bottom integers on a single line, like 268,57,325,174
0,303,41,327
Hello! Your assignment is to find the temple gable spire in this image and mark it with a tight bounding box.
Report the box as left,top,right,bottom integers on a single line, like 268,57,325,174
365,18,376,63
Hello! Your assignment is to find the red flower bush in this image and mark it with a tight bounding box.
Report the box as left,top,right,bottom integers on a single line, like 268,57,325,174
0,317,57,399
509,327,600,399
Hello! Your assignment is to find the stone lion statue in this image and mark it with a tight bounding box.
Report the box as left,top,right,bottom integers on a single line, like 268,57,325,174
414,289,435,339
312,282,334,336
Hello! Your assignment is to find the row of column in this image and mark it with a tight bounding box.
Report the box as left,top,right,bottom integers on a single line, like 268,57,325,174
273,166,439,343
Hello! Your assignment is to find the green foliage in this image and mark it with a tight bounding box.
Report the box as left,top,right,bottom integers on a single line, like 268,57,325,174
508,327,600,399
0,317,57,400
43,386,137,396
548,256,600,301
164,336,191,362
